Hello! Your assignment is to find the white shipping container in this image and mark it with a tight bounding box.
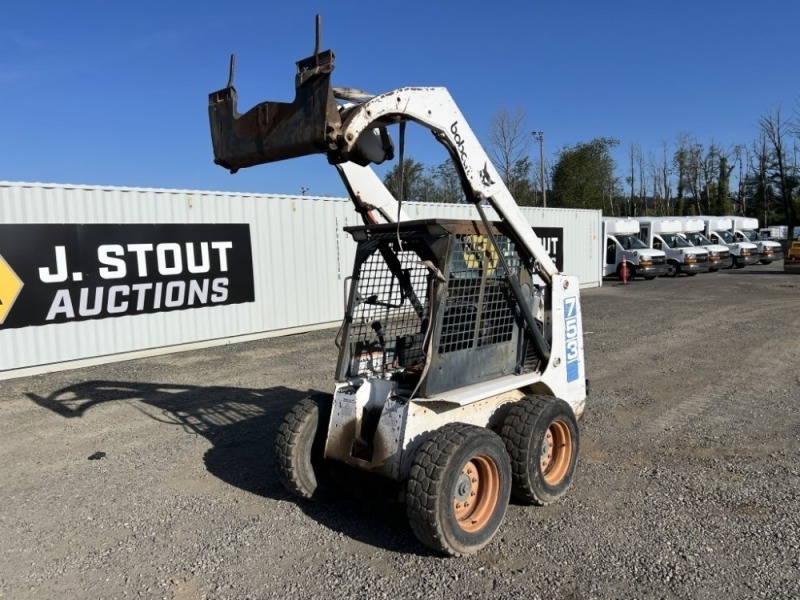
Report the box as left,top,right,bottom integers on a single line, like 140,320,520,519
0,182,600,378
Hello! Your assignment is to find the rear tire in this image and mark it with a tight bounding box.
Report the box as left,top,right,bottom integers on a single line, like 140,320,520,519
500,395,579,506
406,423,511,556
617,263,636,281
275,394,333,499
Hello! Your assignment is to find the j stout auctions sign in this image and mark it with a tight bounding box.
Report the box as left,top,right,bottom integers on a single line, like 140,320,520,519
532,227,563,272
0,224,254,330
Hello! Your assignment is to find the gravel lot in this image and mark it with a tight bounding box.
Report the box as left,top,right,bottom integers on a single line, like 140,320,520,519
1,264,798,600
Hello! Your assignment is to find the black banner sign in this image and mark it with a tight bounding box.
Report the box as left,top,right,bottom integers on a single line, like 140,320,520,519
0,224,254,330
533,226,564,271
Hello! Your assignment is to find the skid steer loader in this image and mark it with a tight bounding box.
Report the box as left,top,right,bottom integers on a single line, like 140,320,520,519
207,19,588,556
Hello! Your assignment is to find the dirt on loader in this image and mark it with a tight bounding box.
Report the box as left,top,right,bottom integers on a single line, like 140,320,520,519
1,264,798,599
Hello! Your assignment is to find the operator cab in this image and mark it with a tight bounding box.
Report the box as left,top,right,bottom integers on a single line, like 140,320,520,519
338,219,546,398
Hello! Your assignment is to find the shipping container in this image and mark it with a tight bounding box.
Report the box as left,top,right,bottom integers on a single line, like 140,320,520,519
0,182,600,378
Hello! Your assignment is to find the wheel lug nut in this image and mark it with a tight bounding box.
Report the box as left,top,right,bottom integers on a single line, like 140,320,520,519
472,478,477,483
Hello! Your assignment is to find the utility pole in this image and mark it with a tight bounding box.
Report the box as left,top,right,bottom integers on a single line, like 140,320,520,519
532,131,546,207
738,155,744,215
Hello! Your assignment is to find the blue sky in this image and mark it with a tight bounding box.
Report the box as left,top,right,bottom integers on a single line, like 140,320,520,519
2,1,799,197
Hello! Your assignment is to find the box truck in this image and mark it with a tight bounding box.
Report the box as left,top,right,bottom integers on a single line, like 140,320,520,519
701,217,759,268
726,217,785,264
677,218,733,271
602,218,668,280
637,218,711,277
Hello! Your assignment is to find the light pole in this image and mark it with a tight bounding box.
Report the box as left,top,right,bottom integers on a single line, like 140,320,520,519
532,131,546,208
300,186,309,196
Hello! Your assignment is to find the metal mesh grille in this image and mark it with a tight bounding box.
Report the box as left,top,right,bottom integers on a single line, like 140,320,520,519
347,247,430,377
439,234,518,354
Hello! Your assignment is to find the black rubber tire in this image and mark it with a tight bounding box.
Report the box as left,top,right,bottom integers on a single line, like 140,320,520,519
664,261,679,277
616,263,635,281
275,394,333,499
500,395,579,506
406,423,511,557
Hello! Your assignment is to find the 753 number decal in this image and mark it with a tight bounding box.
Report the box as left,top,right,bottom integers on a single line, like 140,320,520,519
563,296,580,382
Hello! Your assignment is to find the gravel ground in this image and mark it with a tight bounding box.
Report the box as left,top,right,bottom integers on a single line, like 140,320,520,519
1,263,798,600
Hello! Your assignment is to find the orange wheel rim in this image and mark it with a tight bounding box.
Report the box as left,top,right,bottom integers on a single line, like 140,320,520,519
540,420,573,485
452,455,500,533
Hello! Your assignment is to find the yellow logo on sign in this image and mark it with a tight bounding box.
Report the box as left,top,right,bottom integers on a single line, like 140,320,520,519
0,254,24,325
463,235,499,273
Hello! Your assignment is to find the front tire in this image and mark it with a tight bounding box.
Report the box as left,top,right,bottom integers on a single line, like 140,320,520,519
664,261,679,277
500,395,579,506
406,423,511,556
617,263,636,281
275,394,333,499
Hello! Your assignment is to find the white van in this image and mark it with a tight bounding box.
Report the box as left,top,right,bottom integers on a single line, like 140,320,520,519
700,217,760,268
637,218,711,277
726,216,785,264
602,218,669,280
678,218,733,271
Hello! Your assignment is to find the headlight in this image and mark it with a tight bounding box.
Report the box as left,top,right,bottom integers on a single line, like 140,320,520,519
685,256,697,263
741,249,750,256
639,258,652,266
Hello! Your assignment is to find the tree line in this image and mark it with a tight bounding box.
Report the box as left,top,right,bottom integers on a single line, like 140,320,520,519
382,106,800,236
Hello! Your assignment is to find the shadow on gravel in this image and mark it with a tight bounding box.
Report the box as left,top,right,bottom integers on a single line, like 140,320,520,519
26,380,426,555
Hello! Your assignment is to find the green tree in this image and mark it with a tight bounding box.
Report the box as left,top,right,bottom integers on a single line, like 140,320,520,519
550,138,618,210
507,156,537,206
427,159,463,203
383,157,430,202
712,154,735,215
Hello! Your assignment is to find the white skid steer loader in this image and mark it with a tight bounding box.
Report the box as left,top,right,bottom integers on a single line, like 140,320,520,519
207,18,588,556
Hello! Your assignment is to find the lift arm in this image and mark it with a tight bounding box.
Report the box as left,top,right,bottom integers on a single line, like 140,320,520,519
207,45,557,278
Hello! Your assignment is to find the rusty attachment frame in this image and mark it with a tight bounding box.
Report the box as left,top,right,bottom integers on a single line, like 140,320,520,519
207,16,345,172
